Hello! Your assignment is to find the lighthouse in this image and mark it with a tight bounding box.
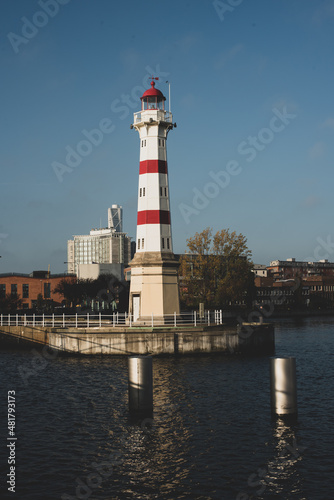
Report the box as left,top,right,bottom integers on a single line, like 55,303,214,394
129,78,180,323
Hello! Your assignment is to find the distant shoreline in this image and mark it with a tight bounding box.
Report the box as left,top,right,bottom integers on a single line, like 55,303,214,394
223,308,334,322
267,309,334,319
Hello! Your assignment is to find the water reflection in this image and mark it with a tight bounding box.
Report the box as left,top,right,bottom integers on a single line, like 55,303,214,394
260,418,305,498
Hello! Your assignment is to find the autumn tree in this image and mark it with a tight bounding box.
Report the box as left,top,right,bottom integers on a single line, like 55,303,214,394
179,228,214,308
179,227,254,309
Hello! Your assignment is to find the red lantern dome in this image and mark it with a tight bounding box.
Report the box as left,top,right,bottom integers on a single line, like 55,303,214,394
141,79,166,110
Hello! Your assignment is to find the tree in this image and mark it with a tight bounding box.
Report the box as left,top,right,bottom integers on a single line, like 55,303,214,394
179,228,214,308
179,227,254,309
53,274,129,312
0,293,22,313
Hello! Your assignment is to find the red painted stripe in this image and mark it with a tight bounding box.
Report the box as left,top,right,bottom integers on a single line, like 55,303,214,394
137,210,170,225
139,160,167,174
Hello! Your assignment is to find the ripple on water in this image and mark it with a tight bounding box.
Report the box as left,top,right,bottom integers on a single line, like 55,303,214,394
0,318,333,499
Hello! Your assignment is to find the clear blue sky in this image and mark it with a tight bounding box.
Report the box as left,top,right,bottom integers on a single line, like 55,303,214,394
1,0,334,273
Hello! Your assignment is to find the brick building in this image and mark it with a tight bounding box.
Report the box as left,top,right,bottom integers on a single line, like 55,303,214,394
0,271,76,310
255,274,334,308
267,258,334,280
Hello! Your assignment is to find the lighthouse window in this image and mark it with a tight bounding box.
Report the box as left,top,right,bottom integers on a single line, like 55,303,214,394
138,239,140,250
167,238,170,250
140,188,142,197
160,187,163,197
162,238,165,249
165,187,167,196
142,238,144,248
143,187,145,196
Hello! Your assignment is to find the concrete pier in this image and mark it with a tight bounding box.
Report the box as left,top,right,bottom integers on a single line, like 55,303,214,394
0,323,274,356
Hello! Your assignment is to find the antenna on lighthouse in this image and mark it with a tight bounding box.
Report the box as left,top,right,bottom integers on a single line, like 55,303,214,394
166,80,171,113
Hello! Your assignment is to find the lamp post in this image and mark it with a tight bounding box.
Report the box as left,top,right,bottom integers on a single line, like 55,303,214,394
64,261,76,275
165,80,171,113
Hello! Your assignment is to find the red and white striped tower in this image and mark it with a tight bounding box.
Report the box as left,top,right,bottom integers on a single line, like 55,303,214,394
129,78,180,323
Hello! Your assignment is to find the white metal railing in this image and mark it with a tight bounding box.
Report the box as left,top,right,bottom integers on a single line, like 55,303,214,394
133,110,173,124
0,310,223,328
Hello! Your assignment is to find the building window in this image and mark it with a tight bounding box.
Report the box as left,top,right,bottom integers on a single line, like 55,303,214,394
165,187,167,196
138,239,140,250
11,284,17,298
144,140,146,146
0,284,5,298
167,238,170,250
142,238,144,249
143,187,145,196
23,284,29,298
162,238,165,249
140,188,142,197
44,282,51,299
160,187,163,196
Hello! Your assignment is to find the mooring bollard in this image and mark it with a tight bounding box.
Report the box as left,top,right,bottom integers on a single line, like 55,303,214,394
270,357,297,416
128,356,153,414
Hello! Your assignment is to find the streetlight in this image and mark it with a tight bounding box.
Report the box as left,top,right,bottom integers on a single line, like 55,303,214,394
64,262,76,275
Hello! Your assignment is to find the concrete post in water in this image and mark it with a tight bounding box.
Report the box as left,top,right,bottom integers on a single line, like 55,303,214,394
270,357,297,416
128,356,153,414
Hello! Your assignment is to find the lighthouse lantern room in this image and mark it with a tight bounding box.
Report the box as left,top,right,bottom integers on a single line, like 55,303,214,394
129,78,180,323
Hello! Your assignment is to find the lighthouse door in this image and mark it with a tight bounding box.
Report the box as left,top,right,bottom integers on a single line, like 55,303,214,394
132,295,140,322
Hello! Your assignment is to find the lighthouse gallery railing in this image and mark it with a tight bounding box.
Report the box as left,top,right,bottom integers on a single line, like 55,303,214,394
133,110,173,124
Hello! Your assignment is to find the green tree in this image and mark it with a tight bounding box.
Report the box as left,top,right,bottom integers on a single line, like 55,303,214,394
179,227,254,309
53,277,85,307
0,293,22,313
53,274,129,311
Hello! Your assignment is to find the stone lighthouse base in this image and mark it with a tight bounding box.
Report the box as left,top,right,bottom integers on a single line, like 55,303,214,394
128,252,180,325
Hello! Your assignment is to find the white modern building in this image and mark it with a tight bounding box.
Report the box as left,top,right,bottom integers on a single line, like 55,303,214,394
67,205,131,278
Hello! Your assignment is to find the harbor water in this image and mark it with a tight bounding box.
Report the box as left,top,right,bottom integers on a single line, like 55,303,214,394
0,316,333,499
